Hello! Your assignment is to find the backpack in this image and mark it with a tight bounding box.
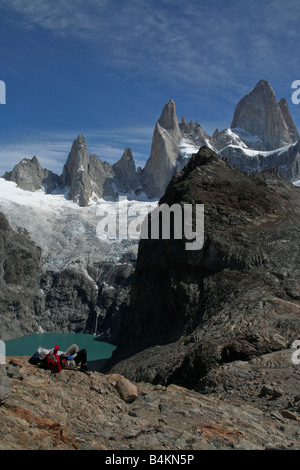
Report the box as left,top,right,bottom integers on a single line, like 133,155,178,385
28,347,49,367
28,351,41,365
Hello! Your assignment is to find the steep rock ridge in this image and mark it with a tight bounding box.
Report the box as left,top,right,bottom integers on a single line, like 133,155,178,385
38,257,135,343
230,79,299,150
141,100,216,198
141,100,182,198
39,263,99,335
3,156,59,193
106,146,300,390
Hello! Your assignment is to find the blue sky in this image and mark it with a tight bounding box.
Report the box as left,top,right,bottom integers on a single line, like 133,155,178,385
0,0,300,175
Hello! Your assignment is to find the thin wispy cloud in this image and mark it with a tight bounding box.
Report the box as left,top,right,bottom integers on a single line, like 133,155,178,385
2,0,299,92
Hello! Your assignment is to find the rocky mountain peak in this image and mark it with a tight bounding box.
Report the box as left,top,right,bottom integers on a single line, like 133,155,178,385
230,79,298,150
67,134,89,165
141,99,183,198
158,99,178,130
253,78,275,94
73,134,87,151
122,147,133,160
2,156,59,193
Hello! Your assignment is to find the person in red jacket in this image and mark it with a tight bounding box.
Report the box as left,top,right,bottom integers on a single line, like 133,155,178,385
44,345,64,372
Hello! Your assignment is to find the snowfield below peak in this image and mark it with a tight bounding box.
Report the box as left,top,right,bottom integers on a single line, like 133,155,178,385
0,178,157,271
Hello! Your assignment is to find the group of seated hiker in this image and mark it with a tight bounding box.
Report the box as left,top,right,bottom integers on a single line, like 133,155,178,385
28,344,89,372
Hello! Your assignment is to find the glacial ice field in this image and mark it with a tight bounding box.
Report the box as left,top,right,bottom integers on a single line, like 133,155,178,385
0,178,157,271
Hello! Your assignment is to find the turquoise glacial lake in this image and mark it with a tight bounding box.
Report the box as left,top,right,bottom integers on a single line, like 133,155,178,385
4,333,116,371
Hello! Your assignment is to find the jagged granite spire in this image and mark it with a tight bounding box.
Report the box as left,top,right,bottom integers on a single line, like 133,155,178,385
158,99,179,130
142,99,183,198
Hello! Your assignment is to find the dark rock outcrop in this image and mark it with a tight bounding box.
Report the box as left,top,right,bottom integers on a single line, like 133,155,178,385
39,264,99,334
0,212,43,340
106,146,300,390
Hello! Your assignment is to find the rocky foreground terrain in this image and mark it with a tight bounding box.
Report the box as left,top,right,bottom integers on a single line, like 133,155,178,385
2,351,300,451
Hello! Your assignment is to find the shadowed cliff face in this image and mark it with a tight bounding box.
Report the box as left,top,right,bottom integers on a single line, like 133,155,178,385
106,146,300,389
0,213,43,339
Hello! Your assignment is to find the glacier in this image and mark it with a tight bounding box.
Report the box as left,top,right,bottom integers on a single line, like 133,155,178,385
0,178,157,272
